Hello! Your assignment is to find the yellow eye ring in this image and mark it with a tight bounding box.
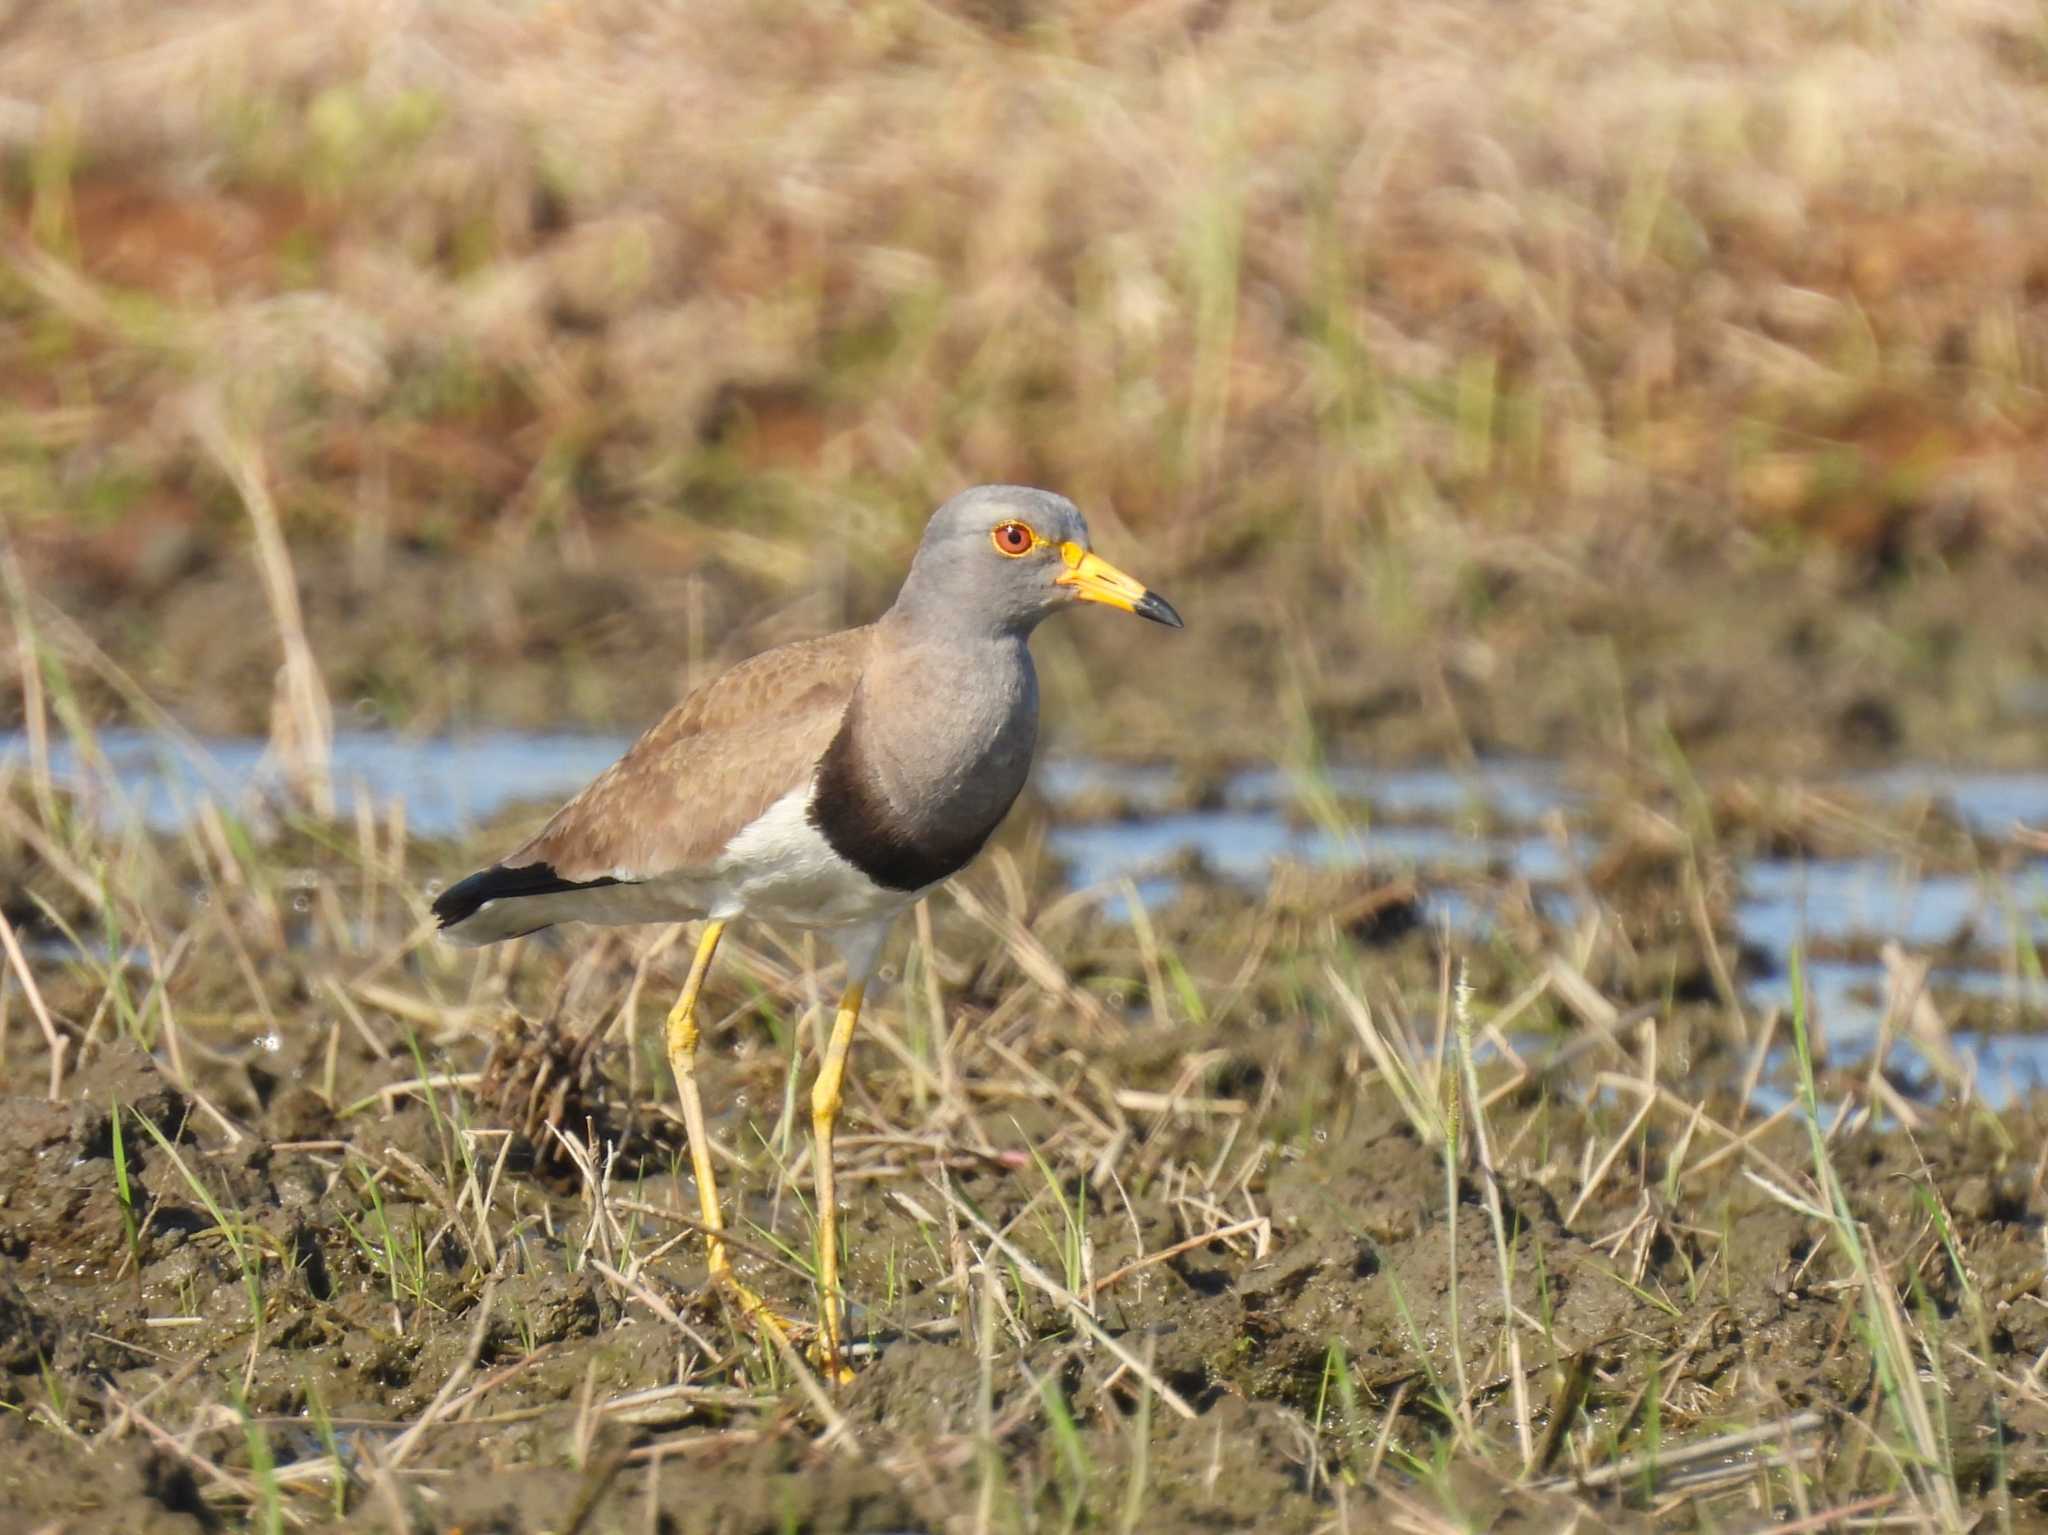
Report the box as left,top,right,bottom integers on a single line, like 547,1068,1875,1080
991,521,1035,557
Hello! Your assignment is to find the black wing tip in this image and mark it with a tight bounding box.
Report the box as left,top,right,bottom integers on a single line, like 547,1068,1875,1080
432,862,624,931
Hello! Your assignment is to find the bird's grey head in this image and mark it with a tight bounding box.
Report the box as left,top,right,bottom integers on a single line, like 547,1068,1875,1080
890,485,1182,639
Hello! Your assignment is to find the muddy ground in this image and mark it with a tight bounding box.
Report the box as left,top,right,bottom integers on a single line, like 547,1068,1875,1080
1,752,2044,1533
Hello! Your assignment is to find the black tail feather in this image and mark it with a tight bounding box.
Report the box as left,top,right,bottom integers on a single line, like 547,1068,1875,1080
432,862,624,931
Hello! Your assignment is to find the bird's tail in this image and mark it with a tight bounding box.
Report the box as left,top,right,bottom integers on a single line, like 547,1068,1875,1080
431,862,624,946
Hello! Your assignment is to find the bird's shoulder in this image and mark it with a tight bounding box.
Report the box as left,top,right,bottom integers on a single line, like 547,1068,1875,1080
655,624,877,742
504,625,876,882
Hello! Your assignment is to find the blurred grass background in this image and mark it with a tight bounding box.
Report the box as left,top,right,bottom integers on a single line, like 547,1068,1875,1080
3,0,2046,768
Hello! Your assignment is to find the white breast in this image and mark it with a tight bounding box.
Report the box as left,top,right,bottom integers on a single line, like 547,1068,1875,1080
442,781,914,981
713,785,916,932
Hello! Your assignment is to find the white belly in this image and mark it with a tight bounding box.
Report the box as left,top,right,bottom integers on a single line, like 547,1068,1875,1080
441,783,915,980
712,786,917,930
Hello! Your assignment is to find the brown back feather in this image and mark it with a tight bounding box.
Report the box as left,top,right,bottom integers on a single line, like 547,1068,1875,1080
507,626,876,882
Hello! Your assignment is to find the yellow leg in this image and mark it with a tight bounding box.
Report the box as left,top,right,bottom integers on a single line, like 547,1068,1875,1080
664,919,788,1346
810,980,866,1383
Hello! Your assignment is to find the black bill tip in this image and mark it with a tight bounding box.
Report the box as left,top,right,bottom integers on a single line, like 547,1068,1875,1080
1134,589,1184,629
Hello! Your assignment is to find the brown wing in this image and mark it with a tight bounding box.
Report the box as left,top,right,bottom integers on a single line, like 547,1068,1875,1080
504,625,876,882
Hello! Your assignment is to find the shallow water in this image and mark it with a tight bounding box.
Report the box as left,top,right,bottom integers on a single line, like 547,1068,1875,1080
1040,809,1572,901
1735,859,2048,953
1856,766,2048,835
1034,757,1573,823
6,727,2045,1105
0,725,635,838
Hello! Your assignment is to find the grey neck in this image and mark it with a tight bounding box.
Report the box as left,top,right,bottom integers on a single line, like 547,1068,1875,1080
863,615,1039,811
886,580,1040,646
869,616,1035,821
805,614,1041,893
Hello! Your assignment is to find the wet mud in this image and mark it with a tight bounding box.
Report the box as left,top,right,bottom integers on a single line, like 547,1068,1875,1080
1,748,2045,1531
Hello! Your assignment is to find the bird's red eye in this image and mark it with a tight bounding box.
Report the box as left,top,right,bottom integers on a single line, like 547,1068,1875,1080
992,521,1034,556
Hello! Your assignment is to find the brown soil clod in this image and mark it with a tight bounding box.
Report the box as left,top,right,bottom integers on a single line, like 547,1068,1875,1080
477,1006,615,1171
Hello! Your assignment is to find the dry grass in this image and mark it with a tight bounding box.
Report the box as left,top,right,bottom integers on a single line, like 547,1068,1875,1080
3,0,2048,754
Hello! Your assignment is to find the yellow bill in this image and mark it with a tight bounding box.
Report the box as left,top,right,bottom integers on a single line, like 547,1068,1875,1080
1055,542,1184,628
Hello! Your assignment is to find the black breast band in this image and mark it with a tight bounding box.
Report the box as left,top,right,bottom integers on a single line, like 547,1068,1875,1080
807,708,1000,893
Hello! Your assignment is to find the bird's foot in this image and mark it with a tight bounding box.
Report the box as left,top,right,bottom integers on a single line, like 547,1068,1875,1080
809,1335,857,1386
709,1270,802,1345
721,1283,856,1383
